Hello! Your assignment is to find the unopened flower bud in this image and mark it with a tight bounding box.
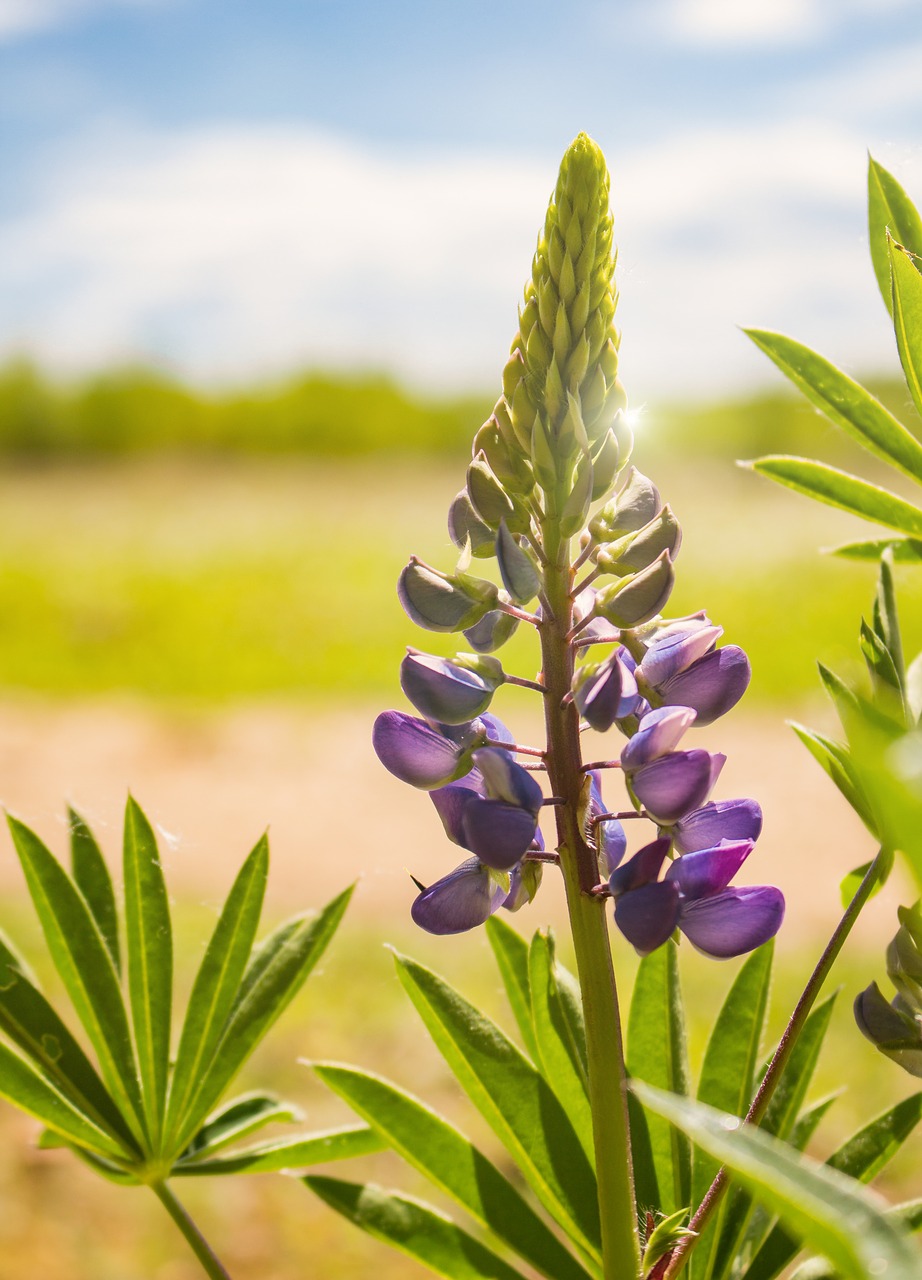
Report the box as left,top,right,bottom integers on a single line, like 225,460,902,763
503,858,543,912
463,606,520,653
616,506,682,574
448,490,495,559
594,551,675,627
400,650,504,725
495,521,540,605
655,645,751,726
887,902,922,1010
854,982,922,1076
398,557,497,633
473,417,533,492
638,621,723,686
620,706,697,770
467,452,519,530
590,468,661,540
573,648,641,731
559,451,594,538
590,428,623,502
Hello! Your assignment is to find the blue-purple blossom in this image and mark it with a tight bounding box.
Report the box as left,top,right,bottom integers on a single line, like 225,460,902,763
656,646,751,726
628,749,725,824
574,647,642,732
609,838,784,958
428,747,543,871
638,621,722,686
372,710,472,789
672,798,763,854
399,649,502,725
410,858,508,934
619,705,697,770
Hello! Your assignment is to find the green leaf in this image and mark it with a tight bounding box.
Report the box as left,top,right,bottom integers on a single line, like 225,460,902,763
816,665,860,723
691,944,773,1280
485,916,539,1061
7,815,147,1145
868,156,922,315
0,1039,132,1163
0,930,137,1154
304,1177,529,1280
748,456,922,536
830,536,922,562
394,951,602,1263
123,797,172,1145
860,618,902,695
173,885,352,1153
838,849,893,911
844,714,922,890
314,1062,595,1280
165,835,269,1151
176,1125,385,1175
528,930,593,1163
744,330,922,483
180,1091,300,1161
890,238,922,422
634,1083,920,1280
68,808,120,976
626,942,691,1215
789,724,877,835
874,551,905,687
741,1093,922,1280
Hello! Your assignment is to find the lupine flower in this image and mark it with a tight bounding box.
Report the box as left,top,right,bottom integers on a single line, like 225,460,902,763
464,604,520,653
672,798,763,854
399,650,504,725
372,710,474,789
429,746,543,871
588,771,627,874
398,556,497,633
574,648,642,732
410,857,508,934
610,838,784,958
619,705,697,770
656,646,751,726
628,749,725,824
638,621,722,686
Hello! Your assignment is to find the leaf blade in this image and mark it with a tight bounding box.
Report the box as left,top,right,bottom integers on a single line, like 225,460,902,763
68,807,120,975
869,156,922,314
176,1125,386,1175
748,456,922,536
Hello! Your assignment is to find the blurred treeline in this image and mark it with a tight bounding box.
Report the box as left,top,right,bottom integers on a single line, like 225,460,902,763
3,357,919,463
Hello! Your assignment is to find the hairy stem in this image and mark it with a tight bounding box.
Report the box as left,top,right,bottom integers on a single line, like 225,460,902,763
151,1181,234,1280
663,848,889,1279
540,523,642,1280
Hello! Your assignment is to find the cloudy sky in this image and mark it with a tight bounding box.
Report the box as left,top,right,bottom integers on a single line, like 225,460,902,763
2,0,922,403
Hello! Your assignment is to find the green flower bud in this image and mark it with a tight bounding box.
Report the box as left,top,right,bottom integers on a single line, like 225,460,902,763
448,490,495,559
559,451,594,538
398,556,498,633
590,427,623,502
473,418,533,492
467,452,522,531
615,505,682,574
590,467,661,540
594,550,675,628
530,414,561,492
495,520,540,605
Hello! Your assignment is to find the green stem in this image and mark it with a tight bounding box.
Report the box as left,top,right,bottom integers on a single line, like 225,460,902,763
540,525,642,1280
151,1180,234,1280
663,847,890,1279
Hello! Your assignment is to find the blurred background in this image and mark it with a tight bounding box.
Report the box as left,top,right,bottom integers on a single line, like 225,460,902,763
2,1,922,1276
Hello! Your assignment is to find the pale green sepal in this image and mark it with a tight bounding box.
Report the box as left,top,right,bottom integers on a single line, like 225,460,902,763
642,1208,695,1274
304,1177,530,1280
495,521,540,604
889,237,922,422
594,551,674,627
590,427,622,501
590,467,660,539
747,456,922,536
635,1083,921,1280
123,796,172,1148
68,807,120,976
869,156,922,316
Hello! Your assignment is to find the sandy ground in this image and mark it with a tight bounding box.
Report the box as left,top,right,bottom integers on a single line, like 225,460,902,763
0,695,908,950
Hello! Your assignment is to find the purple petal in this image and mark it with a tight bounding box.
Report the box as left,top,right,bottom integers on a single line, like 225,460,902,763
400,652,495,725
673,799,763,854
639,623,722,686
659,646,751,726
631,749,717,824
588,772,627,873
372,710,466,789
609,838,671,895
472,748,544,814
411,858,506,934
430,776,483,846
620,706,697,770
575,649,641,732
461,798,538,870
614,881,681,956
665,840,754,899
679,886,785,958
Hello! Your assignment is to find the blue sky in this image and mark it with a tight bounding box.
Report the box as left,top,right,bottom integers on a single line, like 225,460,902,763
3,0,922,402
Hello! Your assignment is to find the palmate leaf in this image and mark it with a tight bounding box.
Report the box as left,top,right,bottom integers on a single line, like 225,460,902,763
313,1062,595,1280
176,1124,386,1175
7,815,147,1146
742,1092,922,1280
123,797,172,1147
635,1084,920,1280
0,930,138,1154
890,237,922,422
69,807,120,975
528,930,593,1163
746,457,922,537
394,951,602,1266
164,834,269,1152
180,1092,300,1160
626,941,691,1216
485,915,539,1060
305,1177,529,1280
743,330,922,484
689,943,773,1280
171,885,353,1155
868,156,922,315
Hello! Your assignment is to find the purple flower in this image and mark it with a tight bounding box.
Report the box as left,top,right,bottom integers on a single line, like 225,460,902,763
629,749,725,824
610,840,679,955
399,649,502,725
639,622,722,686
574,647,642,732
672,798,763,854
372,711,472,789
411,858,508,934
619,705,697,770
656,646,751,726
429,747,543,871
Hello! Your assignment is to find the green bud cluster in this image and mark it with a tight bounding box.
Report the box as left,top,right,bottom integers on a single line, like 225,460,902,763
855,900,922,1077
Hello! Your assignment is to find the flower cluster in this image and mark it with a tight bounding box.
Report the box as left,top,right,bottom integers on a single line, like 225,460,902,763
372,133,784,959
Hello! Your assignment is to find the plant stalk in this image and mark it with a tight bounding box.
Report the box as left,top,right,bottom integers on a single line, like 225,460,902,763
540,524,642,1280
663,847,890,1279
151,1180,234,1280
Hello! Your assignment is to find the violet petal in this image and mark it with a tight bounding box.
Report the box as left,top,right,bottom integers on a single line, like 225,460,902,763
620,705,697,770
639,623,722,686
679,886,785,958
461,798,538,870
665,840,755,899
472,747,544,814
400,652,495,725
372,710,466,789
673,799,763,854
609,837,672,896
631,749,716,824
614,881,681,956
659,646,751,726
411,858,506,934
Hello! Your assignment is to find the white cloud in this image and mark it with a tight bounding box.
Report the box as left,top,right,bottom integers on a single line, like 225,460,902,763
0,116,918,401
0,0,162,42
657,0,915,50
